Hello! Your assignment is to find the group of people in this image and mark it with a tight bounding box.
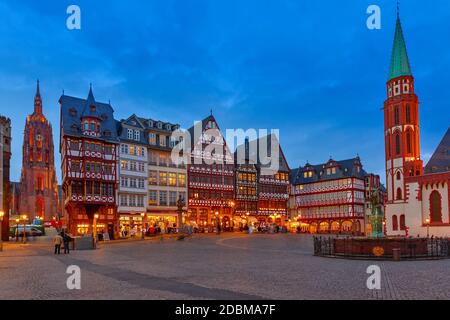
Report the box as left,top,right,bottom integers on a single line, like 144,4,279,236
53,231,72,254
121,223,179,238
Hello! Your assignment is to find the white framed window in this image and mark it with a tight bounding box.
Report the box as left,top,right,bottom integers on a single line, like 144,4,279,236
157,122,162,129
120,144,129,154
149,133,156,145
169,191,177,206
137,195,144,207
149,190,157,205
159,191,167,206
129,195,136,207
120,177,128,187
127,129,133,139
138,178,145,189
120,195,128,206
134,130,140,141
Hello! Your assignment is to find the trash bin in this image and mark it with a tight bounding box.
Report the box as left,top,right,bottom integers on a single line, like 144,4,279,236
392,248,401,261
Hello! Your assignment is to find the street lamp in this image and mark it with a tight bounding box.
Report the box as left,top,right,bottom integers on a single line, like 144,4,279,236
15,218,19,242
0,211,4,251
93,214,99,247
22,214,28,244
425,218,430,238
141,213,145,239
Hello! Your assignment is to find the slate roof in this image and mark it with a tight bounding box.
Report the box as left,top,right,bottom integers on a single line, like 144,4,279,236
59,88,119,143
424,127,450,174
290,157,368,185
255,134,290,173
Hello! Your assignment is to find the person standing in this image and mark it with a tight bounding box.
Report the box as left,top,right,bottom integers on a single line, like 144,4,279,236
63,233,72,254
54,233,63,254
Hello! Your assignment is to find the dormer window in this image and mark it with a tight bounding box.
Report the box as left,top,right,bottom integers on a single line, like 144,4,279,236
90,105,96,112
127,129,133,139
166,124,171,130
134,130,140,141
157,122,162,129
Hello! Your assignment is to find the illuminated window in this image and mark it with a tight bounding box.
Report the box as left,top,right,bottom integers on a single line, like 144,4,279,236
149,133,156,145
178,173,186,186
149,171,158,185
159,172,167,185
169,173,177,186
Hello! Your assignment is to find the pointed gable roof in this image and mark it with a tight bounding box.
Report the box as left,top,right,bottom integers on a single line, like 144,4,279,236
388,15,412,81
123,114,146,129
59,88,119,143
255,134,290,174
424,127,450,174
81,85,102,119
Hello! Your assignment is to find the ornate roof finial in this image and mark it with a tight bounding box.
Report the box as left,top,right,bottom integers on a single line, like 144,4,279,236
210,109,213,116
397,0,400,18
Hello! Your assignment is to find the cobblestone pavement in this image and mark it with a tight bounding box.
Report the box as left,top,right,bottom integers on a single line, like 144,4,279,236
1,233,450,300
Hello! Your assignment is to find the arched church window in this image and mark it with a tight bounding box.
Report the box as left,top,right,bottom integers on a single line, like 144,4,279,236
392,215,398,231
430,191,442,224
400,215,406,230
406,105,411,123
396,188,402,200
406,132,412,154
396,171,401,180
395,133,401,155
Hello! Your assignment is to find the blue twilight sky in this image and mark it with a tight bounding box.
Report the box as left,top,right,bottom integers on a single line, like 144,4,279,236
0,0,449,183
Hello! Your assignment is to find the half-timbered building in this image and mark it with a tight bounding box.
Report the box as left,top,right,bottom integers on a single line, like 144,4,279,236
255,134,290,225
60,87,119,239
290,157,367,234
186,114,235,231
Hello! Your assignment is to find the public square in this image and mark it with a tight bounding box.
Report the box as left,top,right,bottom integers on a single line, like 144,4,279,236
1,233,450,300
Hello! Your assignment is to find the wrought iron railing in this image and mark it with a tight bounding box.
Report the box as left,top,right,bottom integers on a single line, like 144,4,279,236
313,236,450,260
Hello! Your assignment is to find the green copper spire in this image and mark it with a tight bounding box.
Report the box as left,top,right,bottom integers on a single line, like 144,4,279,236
388,15,412,81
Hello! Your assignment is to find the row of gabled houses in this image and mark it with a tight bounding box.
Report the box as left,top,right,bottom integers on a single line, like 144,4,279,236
57,84,387,239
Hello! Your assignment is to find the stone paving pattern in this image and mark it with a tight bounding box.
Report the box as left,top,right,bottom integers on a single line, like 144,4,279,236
1,234,450,300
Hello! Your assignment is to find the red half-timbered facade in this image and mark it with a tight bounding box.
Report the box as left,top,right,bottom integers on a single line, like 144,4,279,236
60,87,120,239
291,157,367,234
255,134,290,225
186,115,235,231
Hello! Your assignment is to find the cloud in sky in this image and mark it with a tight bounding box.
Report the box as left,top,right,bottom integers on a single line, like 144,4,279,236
0,0,449,184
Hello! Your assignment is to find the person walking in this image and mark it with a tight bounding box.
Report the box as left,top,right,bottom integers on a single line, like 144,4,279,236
54,233,63,255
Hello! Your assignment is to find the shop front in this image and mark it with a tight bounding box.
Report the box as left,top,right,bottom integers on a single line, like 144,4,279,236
119,214,144,238
145,213,178,233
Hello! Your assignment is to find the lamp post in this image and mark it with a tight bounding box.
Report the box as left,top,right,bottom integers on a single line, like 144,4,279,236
425,218,430,238
0,211,4,251
15,218,19,242
215,211,220,235
22,215,28,244
141,213,145,240
93,214,99,247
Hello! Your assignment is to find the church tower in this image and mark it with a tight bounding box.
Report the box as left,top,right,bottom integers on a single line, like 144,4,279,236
19,81,59,222
384,12,423,206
